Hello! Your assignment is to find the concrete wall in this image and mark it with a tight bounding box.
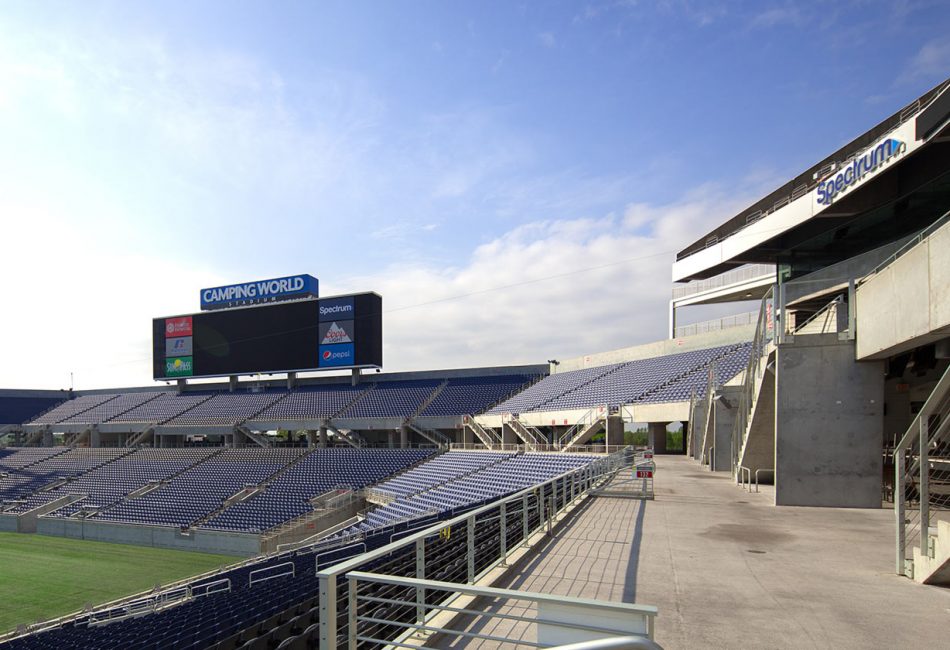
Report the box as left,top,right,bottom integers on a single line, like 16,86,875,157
774,334,884,507
856,221,950,360
36,518,260,556
711,386,741,472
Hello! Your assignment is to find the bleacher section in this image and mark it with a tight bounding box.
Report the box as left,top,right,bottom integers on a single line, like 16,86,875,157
108,393,215,425
94,448,302,527
356,451,593,531
251,384,368,421
0,447,66,471
26,449,216,517
163,392,285,426
20,373,540,430
338,379,442,418
0,448,129,504
419,375,537,416
0,450,600,650
201,448,433,532
489,343,751,413
59,392,165,424
25,394,120,425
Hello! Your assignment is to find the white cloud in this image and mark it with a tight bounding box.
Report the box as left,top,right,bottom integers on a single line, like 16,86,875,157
333,183,759,373
908,39,950,79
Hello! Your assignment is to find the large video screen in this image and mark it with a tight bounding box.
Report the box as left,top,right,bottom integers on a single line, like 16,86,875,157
153,293,382,380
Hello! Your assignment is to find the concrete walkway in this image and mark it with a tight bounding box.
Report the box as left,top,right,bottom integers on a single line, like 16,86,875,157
433,455,950,649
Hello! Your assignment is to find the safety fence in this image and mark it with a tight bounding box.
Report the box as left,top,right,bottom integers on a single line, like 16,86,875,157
317,448,637,648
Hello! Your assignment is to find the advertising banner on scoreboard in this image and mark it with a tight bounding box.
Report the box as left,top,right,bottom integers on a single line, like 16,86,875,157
319,343,355,367
153,292,382,380
318,320,354,345
318,296,354,321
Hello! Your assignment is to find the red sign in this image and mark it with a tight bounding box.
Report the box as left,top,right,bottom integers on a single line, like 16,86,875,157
636,470,653,479
165,316,193,338
643,452,653,459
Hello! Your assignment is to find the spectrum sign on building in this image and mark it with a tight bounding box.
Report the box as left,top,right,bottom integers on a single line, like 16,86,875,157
153,287,381,380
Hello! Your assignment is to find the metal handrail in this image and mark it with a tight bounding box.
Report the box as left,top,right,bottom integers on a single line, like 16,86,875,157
672,264,775,300
731,286,775,474
553,637,664,650
317,448,630,648
674,310,758,339
895,364,950,575
345,571,657,649
788,295,844,336
860,208,950,286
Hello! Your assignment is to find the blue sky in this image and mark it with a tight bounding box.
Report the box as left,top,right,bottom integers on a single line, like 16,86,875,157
1,1,948,388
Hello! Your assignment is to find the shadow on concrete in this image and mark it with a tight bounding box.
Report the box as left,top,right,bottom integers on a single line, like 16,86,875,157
621,499,646,603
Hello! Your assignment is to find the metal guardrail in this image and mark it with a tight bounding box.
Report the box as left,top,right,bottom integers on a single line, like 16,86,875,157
671,264,775,300
317,448,632,648
895,364,950,576
345,571,657,649
860,208,950,286
677,79,949,262
674,310,758,339
731,286,776,476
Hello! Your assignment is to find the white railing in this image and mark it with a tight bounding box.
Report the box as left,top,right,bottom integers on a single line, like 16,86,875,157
895,364,950,576
674,310,758,339
317,449,632,648
345,572,657,648
672,264,775,300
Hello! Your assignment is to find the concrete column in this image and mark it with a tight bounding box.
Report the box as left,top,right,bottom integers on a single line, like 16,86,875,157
399,426,409,449
774,335,884,507
648,422,668,454
387,430,395,448
606,416,624,449
462,425,474,446
318,426,329,448
502,423,518,447
42,430,54,447
89,428,101,448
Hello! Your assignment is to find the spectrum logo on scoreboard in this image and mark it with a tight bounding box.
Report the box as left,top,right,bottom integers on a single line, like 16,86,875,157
319,343,354,367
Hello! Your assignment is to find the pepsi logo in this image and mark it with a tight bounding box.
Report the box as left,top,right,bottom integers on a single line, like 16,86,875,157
322,350,332,360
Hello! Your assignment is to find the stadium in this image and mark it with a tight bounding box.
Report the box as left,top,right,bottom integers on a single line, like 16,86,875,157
1,73,949,649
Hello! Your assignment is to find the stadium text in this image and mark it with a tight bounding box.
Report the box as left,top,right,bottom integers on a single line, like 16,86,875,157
816,138,906,205
200,274,318,309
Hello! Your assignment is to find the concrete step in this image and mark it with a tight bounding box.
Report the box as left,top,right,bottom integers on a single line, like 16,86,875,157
913,519,950,586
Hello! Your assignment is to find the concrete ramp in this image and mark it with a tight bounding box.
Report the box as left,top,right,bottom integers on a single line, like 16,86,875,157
913,520,950,585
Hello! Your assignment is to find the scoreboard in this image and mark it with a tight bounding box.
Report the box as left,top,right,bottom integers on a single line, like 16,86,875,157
153,293,382,380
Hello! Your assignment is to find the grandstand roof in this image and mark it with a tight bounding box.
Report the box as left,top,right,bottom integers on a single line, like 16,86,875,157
674,77,950,282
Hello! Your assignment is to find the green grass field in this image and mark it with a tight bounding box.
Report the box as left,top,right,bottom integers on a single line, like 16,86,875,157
0,532,237,633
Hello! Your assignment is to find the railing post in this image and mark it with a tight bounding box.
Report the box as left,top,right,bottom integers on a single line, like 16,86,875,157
522,493,529,547
847,278,856,339
896,449,906,575
499,502,507,565
318,573,336,649
467,515,476,582
415,538,425,625
919,417,930,555
347,575,358,650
